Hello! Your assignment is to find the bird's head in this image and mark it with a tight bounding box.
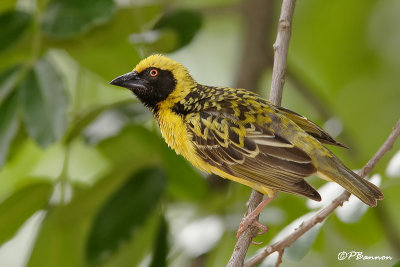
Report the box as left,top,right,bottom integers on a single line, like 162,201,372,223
110,54,195,112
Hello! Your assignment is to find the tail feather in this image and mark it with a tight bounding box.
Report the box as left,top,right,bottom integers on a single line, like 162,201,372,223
317,160,384,207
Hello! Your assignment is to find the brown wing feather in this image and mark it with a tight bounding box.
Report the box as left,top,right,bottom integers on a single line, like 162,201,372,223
275,106,348,148
188,111,321,201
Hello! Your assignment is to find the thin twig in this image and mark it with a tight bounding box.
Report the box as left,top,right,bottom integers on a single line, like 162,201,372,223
244,119,400,267
269,0,296,106
358,121,400,177
227,190,264,267
227,1,296,266
274,249,284,267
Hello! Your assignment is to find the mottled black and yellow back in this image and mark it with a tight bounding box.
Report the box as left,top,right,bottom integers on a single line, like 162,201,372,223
110,54,383,207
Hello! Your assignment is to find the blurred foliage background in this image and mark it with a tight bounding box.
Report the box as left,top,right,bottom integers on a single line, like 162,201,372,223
0,0,399,266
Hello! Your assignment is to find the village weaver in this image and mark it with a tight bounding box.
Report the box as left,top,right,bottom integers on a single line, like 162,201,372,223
110,54,384,238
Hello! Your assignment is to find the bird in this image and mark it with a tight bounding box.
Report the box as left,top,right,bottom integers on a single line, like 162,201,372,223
110,54,384,238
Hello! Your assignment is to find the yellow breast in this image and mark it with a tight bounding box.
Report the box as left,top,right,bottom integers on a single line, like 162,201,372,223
156,108,201,165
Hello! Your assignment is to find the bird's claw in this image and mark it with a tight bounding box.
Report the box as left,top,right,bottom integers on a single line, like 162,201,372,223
236,196,274,244
236,214,269,243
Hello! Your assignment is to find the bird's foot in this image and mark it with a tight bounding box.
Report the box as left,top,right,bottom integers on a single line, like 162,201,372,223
236,216,269,244
236,196,275,244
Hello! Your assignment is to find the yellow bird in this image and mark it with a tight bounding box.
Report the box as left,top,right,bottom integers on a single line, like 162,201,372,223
110,54,383,236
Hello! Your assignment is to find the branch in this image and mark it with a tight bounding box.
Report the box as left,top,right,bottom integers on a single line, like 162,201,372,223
274,249,284,267
244,119,400,267
269,0,296,106
227,0,296,266
227,190,264,267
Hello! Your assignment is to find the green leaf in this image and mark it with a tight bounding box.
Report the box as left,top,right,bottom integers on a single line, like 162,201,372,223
129,29,179,55
67,139,111,185
0,92,19,166
160,142,208,201
0,9,31,53
100,122,208,200
86,167,166,264
152,9,202,51
27,199,88,267
0,1,18,13
131,8,203,54
46,49,132,120
0,64,22,104
0,140,44,201
267,212,324,262
63,100,134,144
19,58,68,147
27,159,144,267
98,124,161,167
27,139,111,186
64,107,112,144
0,65,23,165
101,212,160,267
149,215,168,267
284,222,322,261
45,6,151,81
41,0,115,38
0,182,52,246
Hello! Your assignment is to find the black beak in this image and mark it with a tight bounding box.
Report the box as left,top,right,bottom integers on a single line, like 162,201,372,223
109,71,147,91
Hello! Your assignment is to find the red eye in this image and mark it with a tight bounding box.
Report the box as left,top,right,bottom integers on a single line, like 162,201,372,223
149,69,158,77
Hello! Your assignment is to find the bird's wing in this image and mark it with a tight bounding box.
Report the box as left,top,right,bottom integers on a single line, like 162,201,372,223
274,106,348,148
186,110,321,201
